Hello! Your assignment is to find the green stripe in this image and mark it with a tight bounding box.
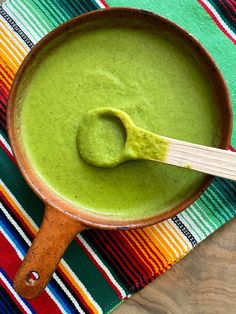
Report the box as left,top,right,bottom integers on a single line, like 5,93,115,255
106,0,236,147
0,147,123,310
33,0,64,25
22,0,55,31
4,1,38,42
184,208,210,237
11,0,44,38
192,202,217,230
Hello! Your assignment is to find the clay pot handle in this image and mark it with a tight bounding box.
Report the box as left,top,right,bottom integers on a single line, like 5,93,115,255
13,204,87,299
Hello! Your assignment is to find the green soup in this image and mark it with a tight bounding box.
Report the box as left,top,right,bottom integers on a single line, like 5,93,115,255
19,21,220,220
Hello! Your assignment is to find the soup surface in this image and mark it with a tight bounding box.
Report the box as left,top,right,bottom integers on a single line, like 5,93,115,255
19,21,220,219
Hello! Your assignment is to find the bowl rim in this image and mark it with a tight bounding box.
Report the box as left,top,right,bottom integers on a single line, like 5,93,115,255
7,7,233,230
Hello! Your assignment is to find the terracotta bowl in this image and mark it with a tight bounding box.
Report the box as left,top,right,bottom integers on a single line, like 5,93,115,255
7,8,232,299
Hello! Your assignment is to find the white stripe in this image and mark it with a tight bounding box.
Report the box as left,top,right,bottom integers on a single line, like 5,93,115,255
0,22,27,59
0,272,33,314
52,272,86,314
0,179,39,231
209,185,234,217
61,259,103,313
1,203,31,246
165,219,192,251
0,182,98,313
1,228,66,313
193,201,218,229
44,287,66,314
78,234,126,299
178,212,203,242
16,0,48,37
20,0,52,33
0,18,29,53
0,134,13,155
153,224,180,257
94,0,106,8
0,41,19,68
3,3,39,43
148,228,176,262
1,226,24,259
190,204,215,232
1,39,22,64
201,0,236,41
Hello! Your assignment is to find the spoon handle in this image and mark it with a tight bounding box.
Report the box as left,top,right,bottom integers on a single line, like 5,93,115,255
165,137,236,181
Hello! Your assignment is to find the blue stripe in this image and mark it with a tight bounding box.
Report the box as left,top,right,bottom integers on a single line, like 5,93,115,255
0,268,36,314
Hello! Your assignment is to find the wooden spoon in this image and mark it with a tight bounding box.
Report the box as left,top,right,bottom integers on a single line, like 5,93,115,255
77,107,236,181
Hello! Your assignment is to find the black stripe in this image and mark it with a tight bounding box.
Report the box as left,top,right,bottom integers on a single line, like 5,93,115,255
218,178,236,200
0,100,7,108
80,0,97,11
0,286,22,314
83,230,143,293
0,194,34,242
171,216,198,247
0,6,34,49
49,272,91,314
211,0,236,32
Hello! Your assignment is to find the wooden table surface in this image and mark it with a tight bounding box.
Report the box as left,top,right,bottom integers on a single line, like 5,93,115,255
1,0,236,312
115,218,236,314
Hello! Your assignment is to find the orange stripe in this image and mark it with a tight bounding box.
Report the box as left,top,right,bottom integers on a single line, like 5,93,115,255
136,229,169,268
0,20,28,54
0,74,11,90
0,63,14,83
128,230,161,273
0,48,18,73
1,27,27,61
143,227,177,262
0,183,99,313
156,223,183,256
0,56,16,77
1,41,22,66
118,231,154,274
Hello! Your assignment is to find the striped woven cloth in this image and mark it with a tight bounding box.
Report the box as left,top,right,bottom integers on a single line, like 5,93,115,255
0,0,236,313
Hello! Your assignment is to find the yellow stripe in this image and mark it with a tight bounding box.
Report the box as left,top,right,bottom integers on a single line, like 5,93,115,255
136,229,169,267
0,20,28,54
1,27,26,61
144,226,177,263
0,183,100,313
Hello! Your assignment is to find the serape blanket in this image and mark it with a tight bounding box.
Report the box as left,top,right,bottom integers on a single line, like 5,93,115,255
0,0,236,313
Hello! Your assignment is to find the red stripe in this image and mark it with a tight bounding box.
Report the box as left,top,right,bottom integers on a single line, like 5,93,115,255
0,233,61,314
198,0,236,44
0,64,14,85
75,236,124,299
1,278,28,314
99,0,109,8
230,145,236,152
0,140,15,163
0,191,34,239
227,0,236,13
0,87,9,103
97,231,140,286
55,267,95,314
139,229,171,268
0,80,10,96
118,231,153,280
88,231,136,288
219,0,236,22
110,232,149,285
130,230,164,273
